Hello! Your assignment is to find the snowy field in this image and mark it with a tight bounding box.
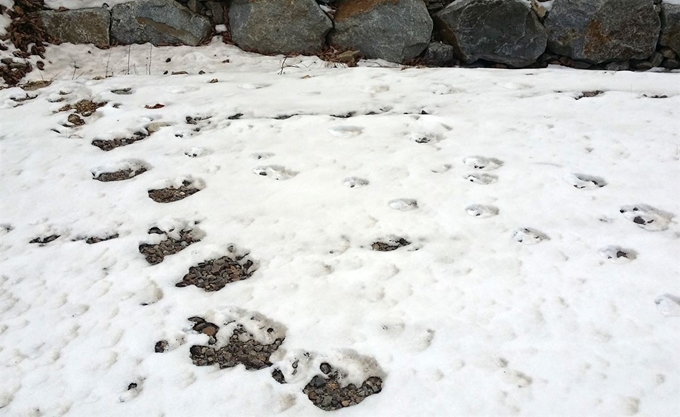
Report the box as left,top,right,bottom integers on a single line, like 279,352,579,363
1,42,680,416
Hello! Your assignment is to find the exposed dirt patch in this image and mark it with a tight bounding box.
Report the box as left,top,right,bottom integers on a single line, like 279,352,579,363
148,180,201,203
189,322,283,370
85,234,119,244
303,363,383,411
91,132,148,151
139,228,200,265
93,166,147,182
67,114,85,126
576,90,604,100
175,253,255,292
22,80,51,91
320,47,363,67
111,88,132,95
58,99,106,116
371,237,410,252
29,234,59,245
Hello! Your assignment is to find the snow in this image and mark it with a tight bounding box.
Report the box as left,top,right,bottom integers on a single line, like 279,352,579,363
1,41,680,417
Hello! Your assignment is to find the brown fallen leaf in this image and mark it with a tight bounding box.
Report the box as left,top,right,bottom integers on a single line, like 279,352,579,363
145,103,165,109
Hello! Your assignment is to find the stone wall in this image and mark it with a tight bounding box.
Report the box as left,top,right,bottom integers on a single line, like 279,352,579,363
17,0,680,70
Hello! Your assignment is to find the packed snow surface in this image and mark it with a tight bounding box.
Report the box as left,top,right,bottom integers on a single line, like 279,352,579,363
1,42,680,417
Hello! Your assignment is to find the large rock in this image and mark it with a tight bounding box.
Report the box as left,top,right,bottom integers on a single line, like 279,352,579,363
111,0,212,46
330,0,433,63
229,0,332,55
660,3,680,56
433,0,547,67
545,0,660,64
39,8,110,47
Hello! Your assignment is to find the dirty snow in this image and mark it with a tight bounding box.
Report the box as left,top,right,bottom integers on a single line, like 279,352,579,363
1,41,680,417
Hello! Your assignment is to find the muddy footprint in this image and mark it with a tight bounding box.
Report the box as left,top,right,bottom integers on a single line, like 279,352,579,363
92,160,149,182
148,179,203,203
139,225,203,265
175,247,256,292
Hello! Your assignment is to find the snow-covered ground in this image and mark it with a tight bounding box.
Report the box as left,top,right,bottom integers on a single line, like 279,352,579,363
1,42,680,417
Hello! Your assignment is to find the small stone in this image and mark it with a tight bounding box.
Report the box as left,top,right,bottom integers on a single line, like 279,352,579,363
154,340,169,353
320,362,332,375
309,375,327,388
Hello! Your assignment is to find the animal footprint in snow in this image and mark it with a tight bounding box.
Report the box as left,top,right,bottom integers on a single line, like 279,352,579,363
184,147,212,158
343,177,369,188
564,173,606,189
0,224,13,236
119,380,143,403
512,228,548,244
388,199,418,211
463,156,503,171
654,294,680,317
409,132,441,144
465,204,499,218
253,165,296,180
619,205,672,231
464,173,497,185
598,246,636,264
328,126,363,138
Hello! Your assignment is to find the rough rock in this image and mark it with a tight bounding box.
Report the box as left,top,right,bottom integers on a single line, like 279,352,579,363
330,0,433,63
434,0,547,67
39,8,110,47
205,2,225,24
229,0,332,55
660,3,680,55
545,0,660,64
111,0,212,46
423,41,454,66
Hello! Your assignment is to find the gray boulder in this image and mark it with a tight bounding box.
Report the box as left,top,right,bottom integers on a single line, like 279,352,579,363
39,8,110,47
229,0,332,55
330,0,433,63
423,42,454,66
660,3,680,56
545,0,660,64
111,0,212,46
434,0,547,67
